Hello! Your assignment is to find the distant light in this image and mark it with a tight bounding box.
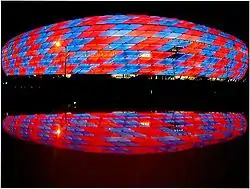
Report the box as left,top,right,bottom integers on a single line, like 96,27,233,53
34,75,36,77
55,41,61,47
113,111,125,114
111,74,123,79
66,74,71,78
150,90,152,94
180,76,188,80
73,101,76,104
124,74,136,79
5,82,7,84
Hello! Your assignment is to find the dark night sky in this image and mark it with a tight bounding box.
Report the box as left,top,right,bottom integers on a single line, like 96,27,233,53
1,1,249,46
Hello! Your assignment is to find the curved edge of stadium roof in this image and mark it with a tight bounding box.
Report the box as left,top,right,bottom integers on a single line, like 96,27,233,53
7,17,90,43
174,18,247,46
4,14,248,47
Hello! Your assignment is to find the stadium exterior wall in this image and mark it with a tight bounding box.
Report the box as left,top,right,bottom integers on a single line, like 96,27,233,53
1,15,248,80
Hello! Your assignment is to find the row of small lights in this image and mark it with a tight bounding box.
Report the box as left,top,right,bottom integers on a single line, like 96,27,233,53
7,75,241,81
4,111,238,116
2,82,41,88
111,75,240,81
14,86,40,89
27,74,72,78
2,78,240,87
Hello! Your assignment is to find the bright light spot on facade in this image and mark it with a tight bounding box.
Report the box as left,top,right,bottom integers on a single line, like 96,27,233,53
56,129,61,135
55,41,61,47
141,122,150,126
140,52,151,58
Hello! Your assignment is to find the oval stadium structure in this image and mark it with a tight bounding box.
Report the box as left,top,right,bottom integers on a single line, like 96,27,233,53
1,15,249,80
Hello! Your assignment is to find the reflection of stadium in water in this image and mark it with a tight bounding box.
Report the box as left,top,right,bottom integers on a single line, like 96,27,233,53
3,111,247,154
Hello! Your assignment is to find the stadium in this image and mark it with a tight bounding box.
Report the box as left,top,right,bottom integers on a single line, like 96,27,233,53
1,1,249,187
1,15,249,81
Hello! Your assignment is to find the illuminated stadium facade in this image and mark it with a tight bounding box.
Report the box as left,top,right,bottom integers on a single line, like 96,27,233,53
1,15,249,80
